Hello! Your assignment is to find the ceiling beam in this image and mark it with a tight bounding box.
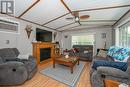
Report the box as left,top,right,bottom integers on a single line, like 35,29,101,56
62,25,111,32
18,18,56,30
42,5,130,28
2,13,57,31
19,18,55,30
42,13,69,25
59,23,112,31
55,22,75,30
58,25,79,31
18,0,40,18
77,5,130,12
80,20,117,22
81,24,112,26
59,25,80,31
60,0,73,15
112,9,130,27
56,20,116,30
56,4,130,30
42,0,73,26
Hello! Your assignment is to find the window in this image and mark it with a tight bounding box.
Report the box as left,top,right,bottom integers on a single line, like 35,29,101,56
72,35,94,46
119,21,130,47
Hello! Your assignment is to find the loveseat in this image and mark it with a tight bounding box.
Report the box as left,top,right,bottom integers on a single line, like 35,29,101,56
0,48,37,85
90,48,130,87
70,45,93,61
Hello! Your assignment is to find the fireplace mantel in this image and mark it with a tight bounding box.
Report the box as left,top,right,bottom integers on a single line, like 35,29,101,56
32,42,55,65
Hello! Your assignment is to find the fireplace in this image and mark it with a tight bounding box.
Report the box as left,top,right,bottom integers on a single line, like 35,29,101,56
32,42,55,65
40,48,51,62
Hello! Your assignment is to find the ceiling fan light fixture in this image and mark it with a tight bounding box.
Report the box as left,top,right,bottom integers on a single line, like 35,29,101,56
75,16,79,22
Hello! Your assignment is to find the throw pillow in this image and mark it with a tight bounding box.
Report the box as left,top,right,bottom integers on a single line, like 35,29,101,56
107,46,120,57
84,50,88,53
72,48,79,53
18,54,30,60
114,56,129,62
112,48,130,62
97,50,107,58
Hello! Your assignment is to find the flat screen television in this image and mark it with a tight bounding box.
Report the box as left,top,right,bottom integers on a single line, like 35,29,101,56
36,28,52,42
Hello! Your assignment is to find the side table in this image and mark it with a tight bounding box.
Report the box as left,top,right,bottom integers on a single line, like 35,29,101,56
105,79,130,87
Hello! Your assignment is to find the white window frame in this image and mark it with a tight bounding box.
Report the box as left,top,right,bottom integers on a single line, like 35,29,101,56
117,21,130,47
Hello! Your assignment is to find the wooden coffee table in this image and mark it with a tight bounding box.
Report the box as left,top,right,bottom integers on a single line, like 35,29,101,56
53,56,79,74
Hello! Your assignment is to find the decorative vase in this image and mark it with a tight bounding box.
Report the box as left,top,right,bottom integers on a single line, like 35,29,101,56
65,55,69,58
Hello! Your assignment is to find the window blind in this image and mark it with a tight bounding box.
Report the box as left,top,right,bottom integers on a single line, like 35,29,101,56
119,21,130,47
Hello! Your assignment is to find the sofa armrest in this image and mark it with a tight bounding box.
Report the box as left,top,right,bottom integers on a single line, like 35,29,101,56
0,61,24,68
97,66,129,79
28,55,37,63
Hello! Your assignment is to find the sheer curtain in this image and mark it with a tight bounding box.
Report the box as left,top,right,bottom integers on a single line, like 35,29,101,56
71,34,94,46
119,21,130,47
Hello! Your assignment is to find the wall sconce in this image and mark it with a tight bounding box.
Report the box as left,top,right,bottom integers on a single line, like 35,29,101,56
25,25,33,38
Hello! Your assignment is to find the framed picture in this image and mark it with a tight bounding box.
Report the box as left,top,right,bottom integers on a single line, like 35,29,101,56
101,33,106,38
64,35,68,38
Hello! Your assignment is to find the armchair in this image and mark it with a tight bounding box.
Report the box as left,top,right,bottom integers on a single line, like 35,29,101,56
0,61,28,85
0,48,37,85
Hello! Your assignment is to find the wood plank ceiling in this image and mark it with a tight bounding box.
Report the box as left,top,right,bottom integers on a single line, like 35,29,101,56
5,0,130,31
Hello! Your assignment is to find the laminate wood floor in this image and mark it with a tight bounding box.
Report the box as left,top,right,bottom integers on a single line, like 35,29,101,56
1,61,91,87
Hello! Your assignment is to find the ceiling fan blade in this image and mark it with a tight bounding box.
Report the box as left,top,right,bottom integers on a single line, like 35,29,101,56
66,17,74,20
80,15,90,20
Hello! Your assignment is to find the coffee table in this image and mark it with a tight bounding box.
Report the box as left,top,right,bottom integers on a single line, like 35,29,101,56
53,56,79,74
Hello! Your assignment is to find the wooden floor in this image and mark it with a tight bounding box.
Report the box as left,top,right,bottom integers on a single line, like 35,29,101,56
1,61,91,87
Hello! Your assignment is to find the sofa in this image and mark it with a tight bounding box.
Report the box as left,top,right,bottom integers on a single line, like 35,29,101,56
90,49,130,87
0,48,37,85
70,45,93,61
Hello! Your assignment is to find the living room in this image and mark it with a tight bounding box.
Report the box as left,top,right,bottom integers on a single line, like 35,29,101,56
0,0,130,87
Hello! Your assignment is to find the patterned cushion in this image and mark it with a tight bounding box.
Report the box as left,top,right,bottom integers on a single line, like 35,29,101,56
107,46,120,57
112,48,130,61
107,46,130,62
97,50,108,58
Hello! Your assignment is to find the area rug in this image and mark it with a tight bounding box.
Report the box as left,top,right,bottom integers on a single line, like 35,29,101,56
40,61,85,87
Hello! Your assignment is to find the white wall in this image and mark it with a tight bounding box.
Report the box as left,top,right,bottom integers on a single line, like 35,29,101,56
0,32,18,48
61,27,112,55
0,14,57,55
